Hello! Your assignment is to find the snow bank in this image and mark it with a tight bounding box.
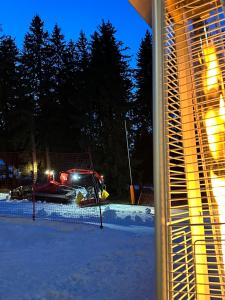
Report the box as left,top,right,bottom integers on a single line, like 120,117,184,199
0,193,154,227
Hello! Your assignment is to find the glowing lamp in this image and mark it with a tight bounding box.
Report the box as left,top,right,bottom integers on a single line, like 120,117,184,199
72,174,80,181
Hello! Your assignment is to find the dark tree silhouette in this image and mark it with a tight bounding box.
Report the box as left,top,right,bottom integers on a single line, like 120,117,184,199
132,30,153,185
41,24,66,153
88,20,133,196
19,16,49,154
0,36,19,151
0,17,153,198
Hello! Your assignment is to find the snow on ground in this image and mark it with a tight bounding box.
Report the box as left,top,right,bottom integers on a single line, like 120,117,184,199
0,217,155,300
0,194,155,300
0,193,154,227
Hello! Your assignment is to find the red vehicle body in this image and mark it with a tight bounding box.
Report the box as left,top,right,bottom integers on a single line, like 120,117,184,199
59,168,104,186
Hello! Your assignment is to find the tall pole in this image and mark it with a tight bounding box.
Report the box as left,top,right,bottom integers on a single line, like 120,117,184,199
124,120,135,205
153,1,168,299
88,148,103,229
31,130,37,221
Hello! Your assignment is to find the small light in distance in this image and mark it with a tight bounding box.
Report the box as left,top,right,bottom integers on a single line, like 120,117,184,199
45,170,54,175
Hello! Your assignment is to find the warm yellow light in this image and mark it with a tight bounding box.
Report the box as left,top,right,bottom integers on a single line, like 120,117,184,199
205,109,225,160
45,170,54,175
220,94,225,121
203,42,225,268
211,171,225,259
33,162,38,174
203,45,220,94
211,171,225,207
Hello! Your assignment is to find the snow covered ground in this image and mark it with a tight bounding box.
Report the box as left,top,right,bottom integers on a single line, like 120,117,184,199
0,194,155,300
0,193,154,227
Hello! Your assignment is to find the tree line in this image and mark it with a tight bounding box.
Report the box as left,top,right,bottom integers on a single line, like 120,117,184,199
0,16,152,197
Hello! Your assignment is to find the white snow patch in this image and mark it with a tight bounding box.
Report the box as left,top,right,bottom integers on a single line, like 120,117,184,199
0,217,155,300
0,195,154,227
0,193,9,199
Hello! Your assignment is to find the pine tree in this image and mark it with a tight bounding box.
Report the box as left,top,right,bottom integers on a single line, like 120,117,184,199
19,15,49,150
89,21,133,196
59,39,79,151
60,31,90,152
17,16,49,177
74,31,90,150
76,31,89,72
0,36,19,151
132,30,153,185
41,24,66,153
20,15,49,114
134,30,152,131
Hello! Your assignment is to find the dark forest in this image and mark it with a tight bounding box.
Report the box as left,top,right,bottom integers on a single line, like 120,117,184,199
0,16,152,197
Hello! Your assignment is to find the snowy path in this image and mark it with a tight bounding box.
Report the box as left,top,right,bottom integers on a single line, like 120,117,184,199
0,194,155,299
0,217,154,300
0,217,155,300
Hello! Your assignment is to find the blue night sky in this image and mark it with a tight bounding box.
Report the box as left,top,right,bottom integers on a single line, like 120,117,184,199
0,0,150,66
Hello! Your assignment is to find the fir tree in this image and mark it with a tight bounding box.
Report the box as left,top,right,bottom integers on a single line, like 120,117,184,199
19,15,49,152
60,31,90,152
134,30,152,131
74,31,91,149
41,24,66,152
132,31,153,185
0,36,19,151
59,39,80,151
20,15,49,114
89,21,132,196
15,15,50,177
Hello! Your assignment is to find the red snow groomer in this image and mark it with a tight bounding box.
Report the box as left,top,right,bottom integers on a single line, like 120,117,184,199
10,168,109,206
59,168,109,207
